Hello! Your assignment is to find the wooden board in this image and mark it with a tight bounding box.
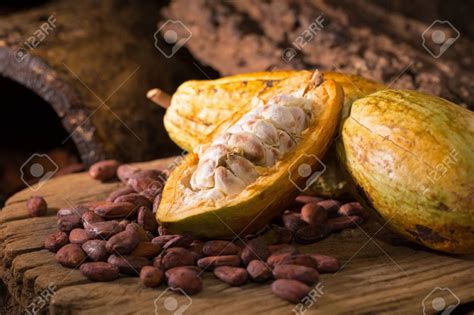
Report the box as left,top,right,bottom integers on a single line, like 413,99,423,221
1,158,473,314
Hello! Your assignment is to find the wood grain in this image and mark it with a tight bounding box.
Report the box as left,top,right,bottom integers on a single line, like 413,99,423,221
1,158,473,314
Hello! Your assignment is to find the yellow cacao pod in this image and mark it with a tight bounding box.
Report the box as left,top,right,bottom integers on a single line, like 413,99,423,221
337,89,474,253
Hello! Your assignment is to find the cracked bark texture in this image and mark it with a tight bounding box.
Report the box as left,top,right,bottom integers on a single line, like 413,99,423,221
160,0,473,109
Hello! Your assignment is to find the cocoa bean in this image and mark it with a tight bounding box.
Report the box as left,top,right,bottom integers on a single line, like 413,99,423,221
140,186,163,203
317,200,342,217
300,202,328,225
126,223,152,241
197,255,241,270
271,226,293,244
272,264,319,285
152,193,162,213
94,201,137,219
57,206,89,218
69,228,91,245
82,211,104,227
310,254,340,273
280,255,318,269
295,195,323,205
114,193,152,209
294,224,331,244
271,279,311,304
268,244,299,255
80,262,119,282
106,186,135,202
89,160,120,181
214,266,248,286
140,266,163,287
107,254,150,275
118,219,130,231
246,260,272,283
327,215,363,231
282,212,307,232
137,206,158,233
267,252,293,268
131,242,162,258
240,238,270,266
57,214,83,232
27,196,47,217
167,267,202,295
56,244,86,268
106,229,140,254
127,170,165,192
188,240,204,255
202,240,240,256
44,231,69,252
162,234,194,249
158,247,195,270
338,202,368,218
157,226,170,236
117,164,140,184
151,235,179,247
82,240,109,261
85,221,122,239
165,266,201,279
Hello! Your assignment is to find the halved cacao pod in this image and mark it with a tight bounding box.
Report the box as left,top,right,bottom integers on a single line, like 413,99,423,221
164,70,385,198
157,73,343,238
337,89,474,254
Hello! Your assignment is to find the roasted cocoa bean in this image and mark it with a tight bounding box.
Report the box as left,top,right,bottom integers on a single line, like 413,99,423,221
159,247,195,270
267,252,293,268
27,196,47,217
338,202,368,218
246,260,272,283
82,240,109,261
152,193,162,214
240,238,270,266
118,219,130,230
94,201,137,219
214,266,248,286
58,215,82,232
268,244,299,255
272,264,319,285
163,234,194,249
89,160,120,181
106,229,140,254
152,235,179,247
197,255,241,270
165,266,201,279
114,193,152,209
80,262,119,281
295,195,323,205
137,206,158,232
107,255,150,275
82,211,104,227
310,254,340,273
131,242,162,258
317,200,342,217
271,279,311,304
167,267,202,295
106,187,135,202
44,231,69,252
327,215,363,231
56,243,86,268
280,255,318,269
69,228,91,245
126,223,152,241
202,240,240,256
127,170,165,192
140,266,163,287
85,221,122,239
117,164,140,184
140,186,163,203
300,202,328,225
272,226,293,244
294,224,331,244
282,213,307,232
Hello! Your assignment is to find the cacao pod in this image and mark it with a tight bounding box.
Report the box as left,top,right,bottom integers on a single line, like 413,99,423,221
337,89,474,254
157,72,343,238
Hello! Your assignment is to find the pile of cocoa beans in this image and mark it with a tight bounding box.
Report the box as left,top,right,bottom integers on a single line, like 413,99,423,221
40,160,367,304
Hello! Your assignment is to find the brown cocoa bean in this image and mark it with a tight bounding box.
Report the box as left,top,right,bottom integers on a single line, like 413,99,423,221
85,221,122,239
272,226,293,244
271,279,311,304
240,238,270,266
280,255,318,269
82,240,109,261
317,199,342,217
56,243,86,268
107,254,150,275
159,247,195,270
80,262,119,281
106,230,140,254
310,254,340,273
152,193,162,213
165,266,201,279
246,260,272,283
294,224,331,244
163,234,194,249
89,160,120,181
295,195,323,205
197,255,241,270
327,215,363,231
69,228,91,245
94,202,137,219
58,215,82,232
151,235,179,247
137,206,158,233
202,240,240,256
106,187,135,202
267,252,293,268
126,223,152,241
114,193,152,209
140,185,163,202
214,266,248,286
272,264,319,285
140,266,163,287
27,196,47,217
167,268,202,295
157,225,170,236
338,202,368,218
117,164,140,184
82,211,104,227
127,170,165,192
268,244,299,255
131,242,162,258
300,202,328,225
44,231,69,252
118,219,130,230
282,213,307,232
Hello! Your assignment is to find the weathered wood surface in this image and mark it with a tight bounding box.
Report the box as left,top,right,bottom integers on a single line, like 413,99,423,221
1,158,473,314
